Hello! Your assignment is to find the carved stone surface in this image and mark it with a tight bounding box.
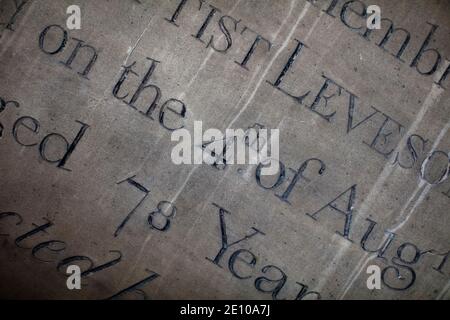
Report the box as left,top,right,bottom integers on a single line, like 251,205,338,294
0,0,449,299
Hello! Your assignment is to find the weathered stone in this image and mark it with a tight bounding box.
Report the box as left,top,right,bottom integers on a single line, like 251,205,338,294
0,0,449,299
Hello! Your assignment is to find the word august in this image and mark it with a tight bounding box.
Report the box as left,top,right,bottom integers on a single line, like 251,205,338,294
3,0,448,297
305,184,450,291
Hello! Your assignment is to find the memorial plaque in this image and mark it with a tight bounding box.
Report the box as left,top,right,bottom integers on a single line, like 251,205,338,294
0,0,449,300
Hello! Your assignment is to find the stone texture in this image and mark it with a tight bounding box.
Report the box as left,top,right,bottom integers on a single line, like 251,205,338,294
0,0,449,299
